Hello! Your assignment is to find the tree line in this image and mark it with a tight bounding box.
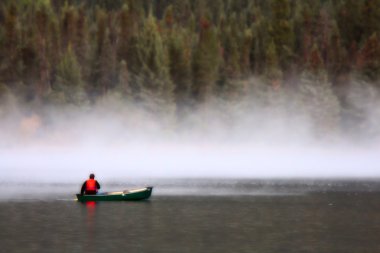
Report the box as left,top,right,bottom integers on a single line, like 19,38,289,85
0,0,379,138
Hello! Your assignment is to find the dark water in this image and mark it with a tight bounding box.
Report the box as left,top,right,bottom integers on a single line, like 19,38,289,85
1,179,380,253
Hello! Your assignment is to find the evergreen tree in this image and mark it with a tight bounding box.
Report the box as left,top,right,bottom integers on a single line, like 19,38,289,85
297,44,340,136
114,60,132,100
35,1,52,97
131,13,175,114
89,9,117,97
61,3,77,50
240,29,253,77
53,45,86,105
250,5,270,75
264,38,282,90
343,77,380,140
361,0,380,38
48,18,61,85
192,15,221,103
74,6,89,80
172,0,192,26
356,33,380,82
167,29,192,114
326,22,350,86
336,0,364,48
221,13,242,79
218,13,247,102
1,3,22,84
99,31,117,95
270,0,294,72
293,2,317,69
163,4,174,29
118,3,138,62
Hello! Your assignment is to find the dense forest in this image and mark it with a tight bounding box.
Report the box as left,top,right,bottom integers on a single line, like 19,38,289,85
0,0,380,140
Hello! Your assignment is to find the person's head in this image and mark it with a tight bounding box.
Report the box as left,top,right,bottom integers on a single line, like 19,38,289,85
89,173,95,179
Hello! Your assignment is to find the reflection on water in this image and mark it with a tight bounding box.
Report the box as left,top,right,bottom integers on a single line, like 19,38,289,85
1,180,380,252
85,201,96,253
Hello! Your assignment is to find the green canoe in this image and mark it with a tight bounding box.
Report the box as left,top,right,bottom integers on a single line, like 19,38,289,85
76,186,153,202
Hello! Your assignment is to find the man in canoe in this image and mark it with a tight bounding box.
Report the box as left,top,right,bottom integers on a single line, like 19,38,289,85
80,173,101,195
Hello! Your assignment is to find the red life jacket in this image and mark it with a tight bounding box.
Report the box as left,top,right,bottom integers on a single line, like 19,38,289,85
85,179,97,192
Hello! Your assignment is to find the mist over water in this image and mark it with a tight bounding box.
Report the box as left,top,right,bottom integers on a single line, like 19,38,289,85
2,143,380,182
1,92,380,186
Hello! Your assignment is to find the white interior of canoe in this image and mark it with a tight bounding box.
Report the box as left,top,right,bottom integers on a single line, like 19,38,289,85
102,187,148,196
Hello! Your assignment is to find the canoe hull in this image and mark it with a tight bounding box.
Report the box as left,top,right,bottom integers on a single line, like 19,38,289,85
76,187,153,202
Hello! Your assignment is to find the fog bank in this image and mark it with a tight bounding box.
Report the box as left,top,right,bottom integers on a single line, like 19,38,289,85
0,104,380,182
2,144,380,183
1,86,380,182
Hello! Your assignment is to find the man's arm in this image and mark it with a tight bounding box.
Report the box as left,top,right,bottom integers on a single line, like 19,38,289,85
96,181,101,190
80,182,86,195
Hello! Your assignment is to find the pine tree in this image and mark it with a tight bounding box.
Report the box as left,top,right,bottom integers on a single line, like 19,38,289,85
293,2,316,69
250,6,270,75
336,0,364,48
35,1,52,97
167,28,192,113
218,13,247,101
118,4,138,62
53,45,86,105
361,0,380,38
130,14,175,114
297,44,340,137
89,9,117,98
163,4,174,29
172,0,192,26
270,0,294,72
264,38,282,90
326,22,350,86
221,13,242,79
343,77,380,140
356,33,380,82
48,18,61,85
115,60,132,100
1,3,22,84
240,29,253,77
192,15,221,103
74,6,89,80
61,3,77,50
98,32,117,95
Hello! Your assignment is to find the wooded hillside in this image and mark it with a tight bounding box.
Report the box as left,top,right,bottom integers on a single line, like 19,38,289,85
0,0,379,139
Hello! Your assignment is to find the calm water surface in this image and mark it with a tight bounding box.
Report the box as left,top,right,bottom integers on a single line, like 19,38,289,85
1,179,380,253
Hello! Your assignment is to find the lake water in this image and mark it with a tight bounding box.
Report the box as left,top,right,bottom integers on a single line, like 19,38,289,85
1,179,380,253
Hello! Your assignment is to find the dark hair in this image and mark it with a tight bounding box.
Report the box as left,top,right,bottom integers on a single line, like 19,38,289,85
89,173,95,179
